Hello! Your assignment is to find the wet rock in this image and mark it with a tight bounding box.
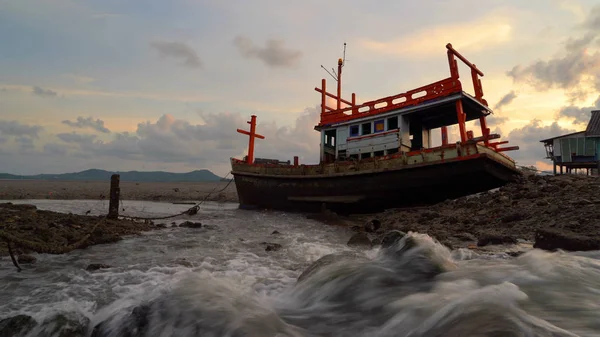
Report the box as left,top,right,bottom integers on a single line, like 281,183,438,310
347,233,372,247
297,251,364,283
507,251,525,257
364,219,381,233
91,304,151,337
371,237,382,246
477,234,518,247
179,221,202,228
271,230,280,235
202,224,219,230
17,254,36,264
261,242,282,251
453,232,477,242
350,225,362,232
0,315,36,337
174,258,194,267
171,224,178,228
86,263,111,271
534,229,600,252
35,312,89,337
156,223,167,228
380,230,406,248
501,212,527,223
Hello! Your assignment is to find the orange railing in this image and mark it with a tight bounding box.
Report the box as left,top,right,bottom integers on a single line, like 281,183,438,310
316,43,488,127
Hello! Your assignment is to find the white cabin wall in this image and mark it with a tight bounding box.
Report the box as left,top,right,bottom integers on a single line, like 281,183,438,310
422,129,431,148
553,138,561,156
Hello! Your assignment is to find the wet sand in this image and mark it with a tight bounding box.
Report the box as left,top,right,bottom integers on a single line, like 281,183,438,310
0,180,238,203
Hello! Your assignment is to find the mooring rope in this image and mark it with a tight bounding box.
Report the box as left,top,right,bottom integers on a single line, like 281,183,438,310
118,172,235,221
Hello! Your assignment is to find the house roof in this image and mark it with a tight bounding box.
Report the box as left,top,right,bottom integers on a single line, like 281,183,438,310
539,131,586,143
585,110,600,136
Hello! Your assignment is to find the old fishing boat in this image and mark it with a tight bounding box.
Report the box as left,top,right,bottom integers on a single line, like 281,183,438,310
231,43,521,214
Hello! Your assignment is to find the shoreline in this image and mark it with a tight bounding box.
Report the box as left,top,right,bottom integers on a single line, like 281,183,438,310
0,180,239,203
2,173,600,257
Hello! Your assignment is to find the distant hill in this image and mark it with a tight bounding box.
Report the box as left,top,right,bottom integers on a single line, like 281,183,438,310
0,169,225,182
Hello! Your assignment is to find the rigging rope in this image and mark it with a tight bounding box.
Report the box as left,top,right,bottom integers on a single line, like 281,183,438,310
118,172,235,221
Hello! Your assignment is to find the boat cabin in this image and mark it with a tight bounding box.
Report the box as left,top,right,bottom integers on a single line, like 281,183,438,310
314,43,510,164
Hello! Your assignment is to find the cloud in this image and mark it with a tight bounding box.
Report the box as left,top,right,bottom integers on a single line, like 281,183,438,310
493,91,518,111
57,132,97,144
507,6,600,97
31,86,58,97
150,41,202,68
507,119,577,165
0,107,321,175
557,95,600,124
15,136,35,150
63,73,95,84
43,143,69,156
233,36,302,68
62,116,111,133
0,120,43,138
359,12,513,57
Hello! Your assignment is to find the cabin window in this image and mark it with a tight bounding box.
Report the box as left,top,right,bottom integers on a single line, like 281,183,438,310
387,116,398,130
374,150,384,157
349,154,359,160
361,123,372,135
387,148,399,155
374,120,385,133
350,125,359,137
361,152,371,159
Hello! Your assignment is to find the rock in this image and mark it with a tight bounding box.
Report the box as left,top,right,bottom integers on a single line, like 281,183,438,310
297,251,364,283
350,225,362,232
371,237,382,246
36,312,90,337
202,224,219,230
477,234,518,247
261,242,282,251
179,221,202,228
174,259,194,267
17,254,36,264
501,212,526,223
364,219,381,233
534,229,600,252
271,230,280,235
453,232,477,242
347,233,372,247
0,315,36,337
171,224,178,228
380,230,406,248
156,223,167,228
91,304,151,337
86,264,111,271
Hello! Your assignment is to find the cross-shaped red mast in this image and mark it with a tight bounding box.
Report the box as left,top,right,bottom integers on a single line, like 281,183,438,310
237,115,265,164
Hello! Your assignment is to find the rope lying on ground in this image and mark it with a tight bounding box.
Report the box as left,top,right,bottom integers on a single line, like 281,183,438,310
118,174,235,221
1,216,107,272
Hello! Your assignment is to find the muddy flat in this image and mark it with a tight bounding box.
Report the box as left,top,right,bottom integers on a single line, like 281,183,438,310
0,180,238,203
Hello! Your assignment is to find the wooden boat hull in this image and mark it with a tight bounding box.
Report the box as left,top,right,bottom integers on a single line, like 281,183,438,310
230,144,521,214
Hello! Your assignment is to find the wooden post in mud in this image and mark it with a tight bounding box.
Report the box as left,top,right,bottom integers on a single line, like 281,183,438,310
108,174,120,219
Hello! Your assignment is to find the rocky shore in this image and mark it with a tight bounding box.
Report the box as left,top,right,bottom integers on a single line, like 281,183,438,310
0,202,162,260
343,170,600,253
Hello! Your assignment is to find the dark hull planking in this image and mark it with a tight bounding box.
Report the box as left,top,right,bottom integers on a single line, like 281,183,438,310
231,154,521,215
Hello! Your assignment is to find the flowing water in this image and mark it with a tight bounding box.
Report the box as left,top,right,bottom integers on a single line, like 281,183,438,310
1,199,600,336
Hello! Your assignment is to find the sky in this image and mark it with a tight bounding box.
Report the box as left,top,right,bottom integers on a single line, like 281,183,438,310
1,0,600,177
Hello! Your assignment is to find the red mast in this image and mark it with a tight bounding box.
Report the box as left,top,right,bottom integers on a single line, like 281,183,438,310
236,115,265,164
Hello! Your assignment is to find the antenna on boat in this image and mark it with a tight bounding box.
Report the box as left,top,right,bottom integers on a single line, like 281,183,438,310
320,42,347,82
